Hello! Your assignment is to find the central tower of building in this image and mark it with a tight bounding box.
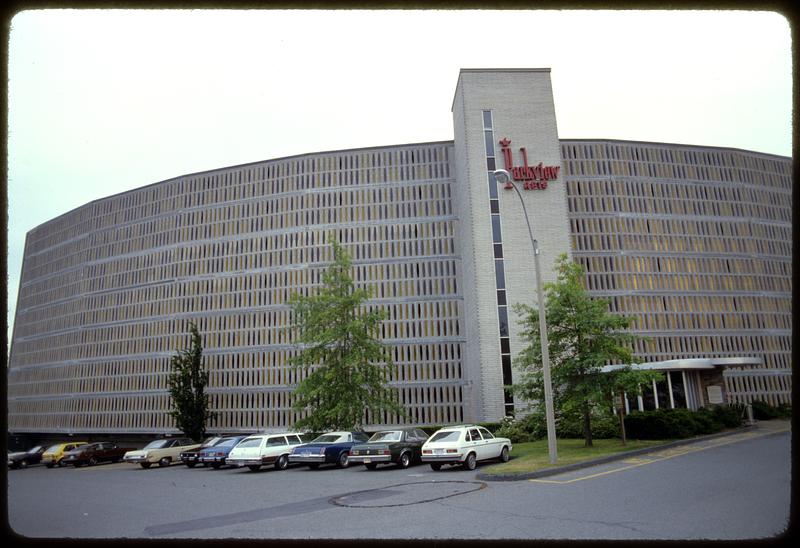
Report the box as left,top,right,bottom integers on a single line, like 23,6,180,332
452,68,573,422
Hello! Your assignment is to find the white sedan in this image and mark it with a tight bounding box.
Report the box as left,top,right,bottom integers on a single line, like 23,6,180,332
123,438,200,468
421,425,512,471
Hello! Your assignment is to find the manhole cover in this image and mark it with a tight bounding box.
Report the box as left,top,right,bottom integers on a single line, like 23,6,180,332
330,480,487,508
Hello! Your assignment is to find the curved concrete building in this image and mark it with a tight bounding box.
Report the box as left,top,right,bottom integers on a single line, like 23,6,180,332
8,69,791,439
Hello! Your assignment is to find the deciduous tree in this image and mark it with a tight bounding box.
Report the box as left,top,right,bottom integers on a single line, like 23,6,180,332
512,254,661,447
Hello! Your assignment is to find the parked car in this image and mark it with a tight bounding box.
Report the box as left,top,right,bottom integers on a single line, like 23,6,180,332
421,425,512,471
8,445,48,469
41,442,89,468
180,436,226,468
61,442,136,467
227,432,305,471
123,438,200,468
288,431,369,469
197,435,251,469
349,427,430,469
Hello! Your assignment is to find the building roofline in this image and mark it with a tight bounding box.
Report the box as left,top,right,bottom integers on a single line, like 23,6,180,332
29,139,456,234
452,68,552,112
559,138,791,160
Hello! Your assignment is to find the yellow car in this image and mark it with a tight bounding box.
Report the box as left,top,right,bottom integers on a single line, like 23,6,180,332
41,442,89,468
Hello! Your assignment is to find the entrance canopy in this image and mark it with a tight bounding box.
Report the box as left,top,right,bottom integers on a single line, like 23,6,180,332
600,356,764,374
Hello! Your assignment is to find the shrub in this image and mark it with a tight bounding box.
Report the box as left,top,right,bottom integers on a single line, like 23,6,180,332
751,400,791,420
494,416,538,443
623,407,733,440
711,403,745,428
555,411,620,439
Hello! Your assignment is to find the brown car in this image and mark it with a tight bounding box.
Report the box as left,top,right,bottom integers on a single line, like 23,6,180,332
61,442,136,467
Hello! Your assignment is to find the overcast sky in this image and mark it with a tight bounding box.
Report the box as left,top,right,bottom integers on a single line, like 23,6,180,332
6,9,793,348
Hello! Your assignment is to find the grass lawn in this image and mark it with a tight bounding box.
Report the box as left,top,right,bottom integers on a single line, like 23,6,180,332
481,437,670,475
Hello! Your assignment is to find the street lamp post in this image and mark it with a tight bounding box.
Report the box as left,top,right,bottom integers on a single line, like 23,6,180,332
493,168,558,465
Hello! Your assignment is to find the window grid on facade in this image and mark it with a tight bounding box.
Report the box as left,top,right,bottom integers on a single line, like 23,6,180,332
562,140,791,394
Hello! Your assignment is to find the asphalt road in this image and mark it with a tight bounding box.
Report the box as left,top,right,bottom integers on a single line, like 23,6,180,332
6,425,791,540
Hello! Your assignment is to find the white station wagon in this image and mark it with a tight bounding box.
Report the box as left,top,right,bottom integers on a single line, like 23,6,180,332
226,432,304,472
421,425,512,471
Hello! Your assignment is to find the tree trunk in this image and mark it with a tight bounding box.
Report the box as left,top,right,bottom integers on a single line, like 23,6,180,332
582,403,593,447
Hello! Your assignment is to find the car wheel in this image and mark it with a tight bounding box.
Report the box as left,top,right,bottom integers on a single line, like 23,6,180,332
365,463,378,470
248,465,261,472
430,463,442,471
398,452,411,469
500,446,510,462
88,457,98,466
337,452,349,469
463,452,477,471
186,462,197,468
57,459,65,468
274,454,289,470
19,460,28,469
140,463,152,469
158,457,171,468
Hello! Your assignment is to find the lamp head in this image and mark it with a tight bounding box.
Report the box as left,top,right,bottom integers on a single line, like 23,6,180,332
492,169,514,189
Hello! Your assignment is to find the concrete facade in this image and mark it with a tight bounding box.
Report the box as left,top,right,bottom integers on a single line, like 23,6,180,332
7,68,791,438
452,69,572,421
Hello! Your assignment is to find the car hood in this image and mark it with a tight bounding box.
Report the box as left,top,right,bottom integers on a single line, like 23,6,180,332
8,451,27,460
124,449,148,457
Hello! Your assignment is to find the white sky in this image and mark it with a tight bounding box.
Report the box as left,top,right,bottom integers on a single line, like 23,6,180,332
6,9,793,348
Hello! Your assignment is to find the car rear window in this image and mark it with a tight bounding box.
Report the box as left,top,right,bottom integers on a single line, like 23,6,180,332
312,434,346,443
236,437,263,448
215,438,240,447
267,437,286,446
368,431,402,442
429,431,461,443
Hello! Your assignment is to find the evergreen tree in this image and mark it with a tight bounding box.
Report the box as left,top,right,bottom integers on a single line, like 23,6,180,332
512,254,661,447
167,322,214,441
289,239,403,431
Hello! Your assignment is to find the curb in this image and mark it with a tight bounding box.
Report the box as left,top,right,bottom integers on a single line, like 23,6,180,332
476,423,788,482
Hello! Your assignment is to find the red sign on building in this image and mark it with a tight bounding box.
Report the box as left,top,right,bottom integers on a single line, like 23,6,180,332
499,138,560,190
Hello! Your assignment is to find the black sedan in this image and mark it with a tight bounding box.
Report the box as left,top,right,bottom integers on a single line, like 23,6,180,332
348,427,430,469
288,431,370,469
179,436,225,468
8,445,47,469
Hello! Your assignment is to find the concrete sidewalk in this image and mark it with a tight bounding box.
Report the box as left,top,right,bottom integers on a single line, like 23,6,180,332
477,418,791,482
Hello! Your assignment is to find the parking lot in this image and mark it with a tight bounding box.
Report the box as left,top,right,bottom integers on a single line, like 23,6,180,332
7,428,791,540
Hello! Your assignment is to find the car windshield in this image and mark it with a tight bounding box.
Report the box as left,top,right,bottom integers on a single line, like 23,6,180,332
429,431,462,443
312,434,346,443
143,440,170,449
44,445,61,453
28,446,44,453
368,431,402,442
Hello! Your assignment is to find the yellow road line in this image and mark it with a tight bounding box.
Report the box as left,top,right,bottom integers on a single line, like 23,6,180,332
530,428,787,485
